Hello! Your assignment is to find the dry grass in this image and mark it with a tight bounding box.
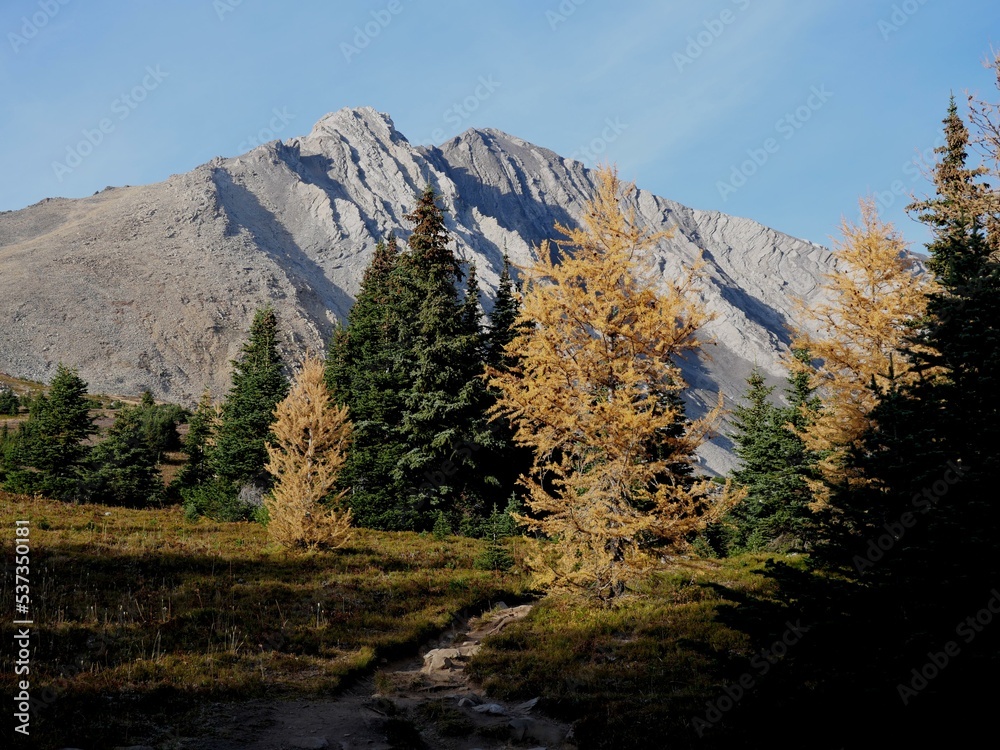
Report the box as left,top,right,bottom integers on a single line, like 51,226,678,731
468,553,815,749
0,493,527,747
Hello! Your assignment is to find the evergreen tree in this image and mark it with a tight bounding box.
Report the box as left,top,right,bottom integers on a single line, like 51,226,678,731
172,390,216,494
482,254,534,509
839,95,1000,596
485,254,521,371
724,350,818,554
210,306,289,490
132,395,186,461
83,405,164,506
325,235,415,529
0,389,19,415
393,186,495,526
3,364,95,499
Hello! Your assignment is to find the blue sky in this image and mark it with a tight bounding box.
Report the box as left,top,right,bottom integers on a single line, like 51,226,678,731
2,0,997,248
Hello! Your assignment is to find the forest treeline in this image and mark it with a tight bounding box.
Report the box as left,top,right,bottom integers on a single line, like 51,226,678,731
2,57,999,613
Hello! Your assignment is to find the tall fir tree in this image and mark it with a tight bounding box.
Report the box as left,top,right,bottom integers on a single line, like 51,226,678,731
209,306,289,490
325,235,415,529
482,253,534,511
840,95,1000,595
485,254,521,371
393,186,495,526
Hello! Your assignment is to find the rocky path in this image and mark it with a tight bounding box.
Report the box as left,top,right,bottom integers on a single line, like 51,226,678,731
123,603,575,750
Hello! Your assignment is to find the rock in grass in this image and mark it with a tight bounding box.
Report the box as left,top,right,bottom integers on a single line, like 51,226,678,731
513,696,540,712
472,703,506,715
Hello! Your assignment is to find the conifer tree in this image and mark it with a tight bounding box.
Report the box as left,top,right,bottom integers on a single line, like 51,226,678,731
83,405,164,506
210,306,289,489
842,92,1000,587
486,254,521,371
0,389,19,416
265,354,353,549
481,254,534,510
3,364,96,499
325,235,415,529
725,350,818,553
393,187,495,525
172,390,217,493
793,199,933,506
489,166,739,602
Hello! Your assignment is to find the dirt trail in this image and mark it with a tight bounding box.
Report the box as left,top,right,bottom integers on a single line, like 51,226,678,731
158,603,576,750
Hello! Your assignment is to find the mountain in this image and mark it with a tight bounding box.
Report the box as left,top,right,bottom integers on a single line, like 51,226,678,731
0,106,836,473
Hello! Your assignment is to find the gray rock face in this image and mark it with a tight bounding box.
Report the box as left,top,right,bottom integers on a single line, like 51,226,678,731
0,106,835,473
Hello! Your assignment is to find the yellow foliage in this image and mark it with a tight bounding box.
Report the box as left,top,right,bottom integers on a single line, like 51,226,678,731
793,198,936,506
488,165,740,602
264,354,353,549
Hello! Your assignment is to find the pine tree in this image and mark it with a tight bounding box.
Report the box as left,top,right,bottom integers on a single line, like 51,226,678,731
725,350,818,553
3,364,96,499
393,187,495,525
133,396,186,462
83,405,164,506
172,389,217,494
265,354,353,549
489,165,740,602
843,93,1000,590
482,253,534,509
325,235,415,529
210,306,289,490
0,389,19,416
486,254,521,371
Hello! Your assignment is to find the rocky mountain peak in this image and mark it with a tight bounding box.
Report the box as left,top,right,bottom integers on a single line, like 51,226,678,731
0,109,837,473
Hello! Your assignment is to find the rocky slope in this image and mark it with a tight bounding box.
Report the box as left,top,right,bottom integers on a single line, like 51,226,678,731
0,106,837,473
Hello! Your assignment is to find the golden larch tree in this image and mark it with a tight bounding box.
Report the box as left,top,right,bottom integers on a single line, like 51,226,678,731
489,165,739,602
265,353,353,549
794,198,935,505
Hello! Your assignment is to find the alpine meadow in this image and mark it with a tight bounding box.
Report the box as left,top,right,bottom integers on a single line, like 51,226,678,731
2,4,1000,748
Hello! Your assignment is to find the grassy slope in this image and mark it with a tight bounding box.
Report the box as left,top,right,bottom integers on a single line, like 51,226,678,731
0,494,528,748
7,491,994,749
469,554,816,749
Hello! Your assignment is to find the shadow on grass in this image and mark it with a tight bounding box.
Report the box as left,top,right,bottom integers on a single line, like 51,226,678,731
0,528,525,749
700,558,1000,748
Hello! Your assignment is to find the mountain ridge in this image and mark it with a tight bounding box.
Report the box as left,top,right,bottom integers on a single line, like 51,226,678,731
0,106,837,473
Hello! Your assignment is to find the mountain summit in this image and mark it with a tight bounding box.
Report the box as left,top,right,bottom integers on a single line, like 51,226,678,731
0,106,836,472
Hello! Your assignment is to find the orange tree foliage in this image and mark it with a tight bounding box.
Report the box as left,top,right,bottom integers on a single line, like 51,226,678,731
488,165,739,602
793,198,935,505
265,354,353,549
